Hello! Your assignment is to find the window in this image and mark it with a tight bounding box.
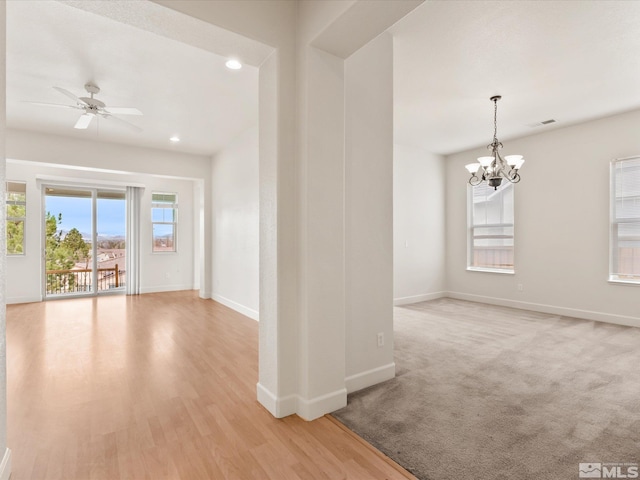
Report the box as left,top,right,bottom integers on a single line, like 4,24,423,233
151,192,177,252
610,157,640,283
6,181,26,255
468,182,514,272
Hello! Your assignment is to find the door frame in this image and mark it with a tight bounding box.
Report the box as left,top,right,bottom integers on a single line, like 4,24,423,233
41,182,127,300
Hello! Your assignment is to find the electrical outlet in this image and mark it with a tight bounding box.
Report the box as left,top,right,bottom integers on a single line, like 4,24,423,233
377,332,384,348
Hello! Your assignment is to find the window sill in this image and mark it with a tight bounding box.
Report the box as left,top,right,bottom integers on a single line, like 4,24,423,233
467,267,515,275
608,278,640,286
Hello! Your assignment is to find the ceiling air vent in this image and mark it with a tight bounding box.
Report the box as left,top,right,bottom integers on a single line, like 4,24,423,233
527,119,557,128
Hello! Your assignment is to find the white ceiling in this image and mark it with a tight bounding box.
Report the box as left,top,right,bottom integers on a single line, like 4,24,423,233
6,1,640,158
390,0,640,155
6,0,259,157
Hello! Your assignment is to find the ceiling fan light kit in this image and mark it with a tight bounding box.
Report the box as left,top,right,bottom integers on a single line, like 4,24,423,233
30,82,143,131
465,95,525,190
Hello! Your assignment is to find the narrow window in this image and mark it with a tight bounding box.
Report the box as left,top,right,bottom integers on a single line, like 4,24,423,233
6,181,26,255
610,157,640,283
468,182,514,273
151,192,177,253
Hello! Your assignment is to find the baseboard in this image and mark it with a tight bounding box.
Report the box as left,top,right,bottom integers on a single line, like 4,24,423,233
345,362,396,393
212,293,259,321
394,292,446,306
256,383,297,418
446,291,640,328
256,383,347,421
0,448,11,480
140,284,193,294
7,295,42,304
297,388,347,421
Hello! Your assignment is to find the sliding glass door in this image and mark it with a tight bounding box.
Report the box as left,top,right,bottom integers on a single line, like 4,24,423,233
96,191,126,293
44,186,126,298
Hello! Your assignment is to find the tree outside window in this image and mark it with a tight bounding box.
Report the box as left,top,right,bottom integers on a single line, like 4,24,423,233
6,181,26,255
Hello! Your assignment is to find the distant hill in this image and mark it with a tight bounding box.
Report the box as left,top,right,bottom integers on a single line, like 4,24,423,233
60,231,126,248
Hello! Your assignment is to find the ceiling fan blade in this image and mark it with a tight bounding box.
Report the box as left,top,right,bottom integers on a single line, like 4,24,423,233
74,114,94,129
101,114,142,132
53,86,83,104
25,101,82,110
104,107,143,116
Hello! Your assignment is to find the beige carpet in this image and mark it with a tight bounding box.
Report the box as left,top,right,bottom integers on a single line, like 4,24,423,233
332,298,640,480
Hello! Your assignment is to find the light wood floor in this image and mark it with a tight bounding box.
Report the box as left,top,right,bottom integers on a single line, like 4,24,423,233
7,291,415,480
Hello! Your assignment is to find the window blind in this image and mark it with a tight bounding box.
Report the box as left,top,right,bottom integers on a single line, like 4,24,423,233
468,182,514,271
611,157,640,282
151,192,178,252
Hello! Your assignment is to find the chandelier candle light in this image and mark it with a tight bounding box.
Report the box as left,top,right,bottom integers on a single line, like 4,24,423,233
465,95,525,190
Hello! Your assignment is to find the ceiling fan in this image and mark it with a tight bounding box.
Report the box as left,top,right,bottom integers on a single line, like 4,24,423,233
28,83,143,131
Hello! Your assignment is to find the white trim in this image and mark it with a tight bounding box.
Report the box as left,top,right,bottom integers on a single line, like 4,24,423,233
126,186,142,295
256,383,297,418
9,157,204,182
345,362,395,393
7,295,42,304
446,291,640,328
0,448,11,480
297,388,347,421
613,155,640,162
35,174,144,189
466,267,515,275
608,279,640,287
211,293,259,321
139,284,194,294
394,292,445,306
256,384,348,421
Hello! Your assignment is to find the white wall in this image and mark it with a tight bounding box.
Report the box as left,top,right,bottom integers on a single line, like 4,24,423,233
211,126,259,320
6,129,210,180
446,109,640,326
154,0,300,416
139,177,197,294
0,2,426,431
0,3,9,475
393,143,445,304
159,0,424,421
4,129,208,303
296,27,348,417
344,32,395,393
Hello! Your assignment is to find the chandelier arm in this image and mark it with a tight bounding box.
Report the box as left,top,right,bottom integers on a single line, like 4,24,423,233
469,175,482,186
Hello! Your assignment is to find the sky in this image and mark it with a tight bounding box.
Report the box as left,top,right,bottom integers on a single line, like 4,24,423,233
46,196,126,237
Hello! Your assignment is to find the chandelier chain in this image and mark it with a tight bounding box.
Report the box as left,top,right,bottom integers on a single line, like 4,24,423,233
493,97,498,144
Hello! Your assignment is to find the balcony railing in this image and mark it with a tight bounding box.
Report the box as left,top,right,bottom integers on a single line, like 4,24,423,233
46,264,125,295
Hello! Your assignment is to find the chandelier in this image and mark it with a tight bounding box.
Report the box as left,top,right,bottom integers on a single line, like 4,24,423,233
465,95,524,190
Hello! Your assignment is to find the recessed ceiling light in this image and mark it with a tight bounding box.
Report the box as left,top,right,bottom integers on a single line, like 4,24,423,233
225,59,242,70
169,136,180,143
